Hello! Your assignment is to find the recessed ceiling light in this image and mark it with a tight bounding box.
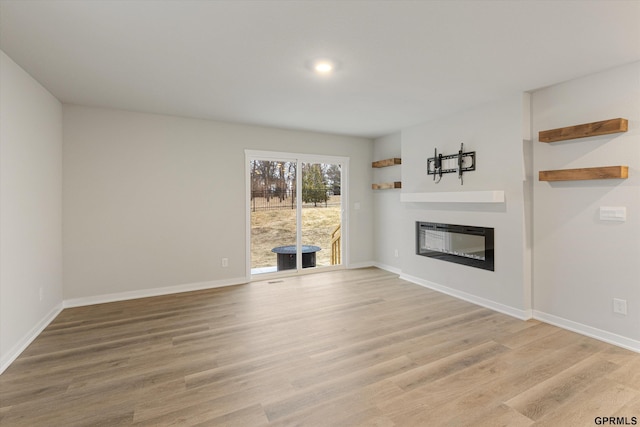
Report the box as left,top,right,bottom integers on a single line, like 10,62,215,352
309,58,338,75
314,61,334,73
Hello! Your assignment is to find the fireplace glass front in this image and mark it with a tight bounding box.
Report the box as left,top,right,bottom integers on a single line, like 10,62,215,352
416,222,494,271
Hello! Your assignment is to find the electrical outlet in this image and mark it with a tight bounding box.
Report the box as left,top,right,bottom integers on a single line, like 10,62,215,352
394,249,399,258
221,258,229,268
39,287,44,301
613,298,627,315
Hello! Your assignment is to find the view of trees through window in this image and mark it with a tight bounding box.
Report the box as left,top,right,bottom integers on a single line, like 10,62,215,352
249,161,340,208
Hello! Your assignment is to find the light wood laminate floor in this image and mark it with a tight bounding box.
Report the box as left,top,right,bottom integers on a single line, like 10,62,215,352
1,268,639,426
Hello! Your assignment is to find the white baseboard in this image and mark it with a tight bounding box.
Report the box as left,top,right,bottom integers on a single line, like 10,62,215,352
0,302,64,375
1,277,246,375
399,273,533,321
373,262,402,276
533,310,640,354
4,272,637,379
64,276,248,308
398,273,639,353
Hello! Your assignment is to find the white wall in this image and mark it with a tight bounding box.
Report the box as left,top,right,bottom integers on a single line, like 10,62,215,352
532,61,640,349
399,94,531,318
372,132,403,273
0,51,63,371
63,105,373,302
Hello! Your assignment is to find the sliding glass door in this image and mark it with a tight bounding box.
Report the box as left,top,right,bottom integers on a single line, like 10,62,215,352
301,162,342,269
249,158,297,274
246,151,347,277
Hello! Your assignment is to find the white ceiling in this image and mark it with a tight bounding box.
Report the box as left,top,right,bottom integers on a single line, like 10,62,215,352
1,0,639,138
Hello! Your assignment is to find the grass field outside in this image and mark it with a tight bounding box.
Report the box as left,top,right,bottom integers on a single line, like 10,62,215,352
251,196,341,269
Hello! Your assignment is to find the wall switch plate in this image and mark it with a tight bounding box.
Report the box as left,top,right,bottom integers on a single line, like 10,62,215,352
613,298,627,315
221,258,229,268
600,207,626,222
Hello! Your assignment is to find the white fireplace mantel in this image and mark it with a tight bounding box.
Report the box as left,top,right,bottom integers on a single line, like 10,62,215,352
400,190,505,203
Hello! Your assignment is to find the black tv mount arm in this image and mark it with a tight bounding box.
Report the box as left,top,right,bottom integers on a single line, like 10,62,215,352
432,147,443,183
427,143,476,185
458,143,465,185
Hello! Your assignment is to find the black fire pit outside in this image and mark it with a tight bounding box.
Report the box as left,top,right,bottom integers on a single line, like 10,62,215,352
271,245,321,271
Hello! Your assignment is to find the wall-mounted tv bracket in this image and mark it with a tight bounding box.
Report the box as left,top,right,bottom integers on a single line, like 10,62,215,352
427,143,476,185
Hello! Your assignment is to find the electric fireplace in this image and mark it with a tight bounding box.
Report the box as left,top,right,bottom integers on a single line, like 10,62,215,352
416,222,494,271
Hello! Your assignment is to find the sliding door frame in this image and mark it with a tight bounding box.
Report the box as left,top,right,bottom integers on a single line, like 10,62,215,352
244,150,349,281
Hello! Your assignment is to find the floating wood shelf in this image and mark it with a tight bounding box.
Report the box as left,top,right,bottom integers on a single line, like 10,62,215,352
372,181,402,190
539,118,628,143
539,166,628,182
372,158,401,168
